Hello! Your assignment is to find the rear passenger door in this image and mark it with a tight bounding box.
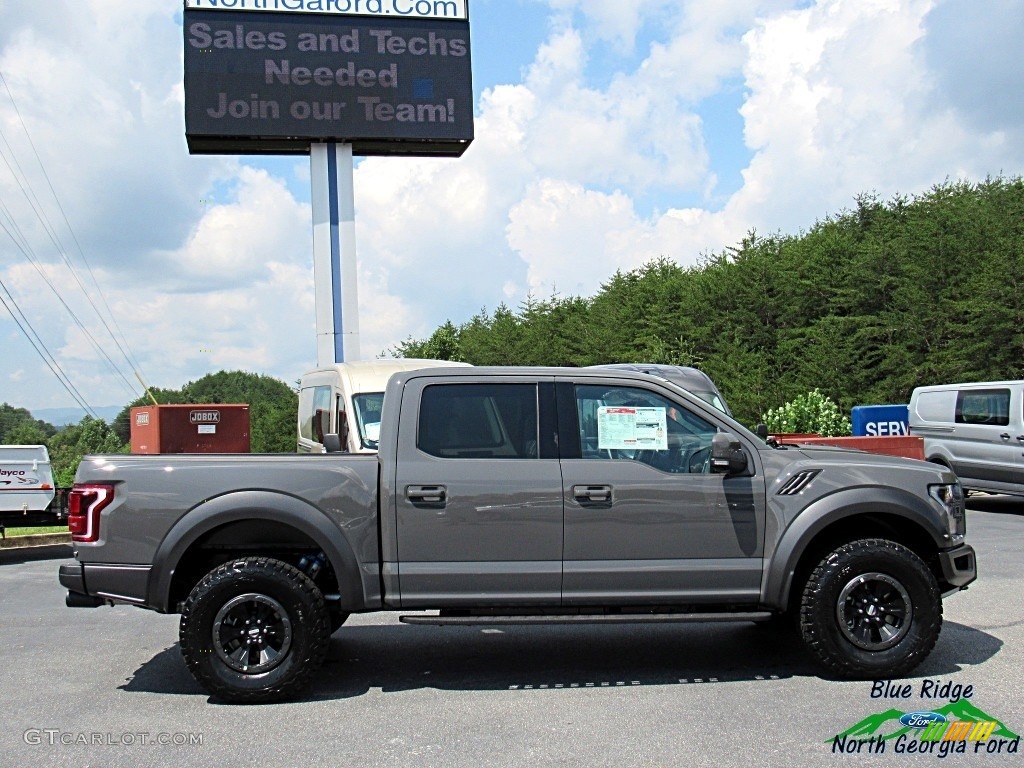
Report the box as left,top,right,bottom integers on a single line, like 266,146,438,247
393,377,563,607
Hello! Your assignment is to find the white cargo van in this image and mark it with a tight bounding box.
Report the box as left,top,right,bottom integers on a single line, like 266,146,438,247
909,380,1024,495
298,359,471,453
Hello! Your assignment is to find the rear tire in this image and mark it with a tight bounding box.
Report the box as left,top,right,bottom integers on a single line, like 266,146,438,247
799,539,941,679
180,556,330,703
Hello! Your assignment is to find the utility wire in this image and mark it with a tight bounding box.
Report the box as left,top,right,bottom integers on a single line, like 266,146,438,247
0,70,152,394
0,276,97,417
0,123,137,381
1,71,146,375
0,208,138,397
0,155,137,397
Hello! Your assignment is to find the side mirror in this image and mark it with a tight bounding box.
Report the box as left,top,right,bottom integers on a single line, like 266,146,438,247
322,433,343,453
755,423,769,440
711,432,748,475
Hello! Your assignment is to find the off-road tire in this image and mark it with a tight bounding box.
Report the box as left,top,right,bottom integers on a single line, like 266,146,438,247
799,538,941,679
180,556,330,703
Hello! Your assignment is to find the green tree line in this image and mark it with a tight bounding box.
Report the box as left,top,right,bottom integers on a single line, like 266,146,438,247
396,177,1024,426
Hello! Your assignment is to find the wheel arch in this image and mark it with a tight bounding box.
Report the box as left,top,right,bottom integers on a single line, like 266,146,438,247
763,488,948,613
148,490,365,613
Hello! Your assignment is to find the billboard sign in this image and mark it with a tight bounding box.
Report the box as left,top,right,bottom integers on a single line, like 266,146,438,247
183,3,473,155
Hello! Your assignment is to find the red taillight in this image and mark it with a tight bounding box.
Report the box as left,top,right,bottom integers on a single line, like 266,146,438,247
67,484,115,543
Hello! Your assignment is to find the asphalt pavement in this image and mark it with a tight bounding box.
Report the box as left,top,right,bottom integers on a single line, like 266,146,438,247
2,497,1022,767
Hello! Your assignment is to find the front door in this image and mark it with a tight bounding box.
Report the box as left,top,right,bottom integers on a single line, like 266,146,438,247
558,380,764,606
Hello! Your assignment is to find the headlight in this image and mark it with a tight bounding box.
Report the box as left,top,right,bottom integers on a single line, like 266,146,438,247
929,482,966,539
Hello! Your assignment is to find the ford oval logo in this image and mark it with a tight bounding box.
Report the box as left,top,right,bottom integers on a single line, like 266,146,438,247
900,711,947,728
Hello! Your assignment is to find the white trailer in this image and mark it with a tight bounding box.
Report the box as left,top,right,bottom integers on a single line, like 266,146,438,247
0,445,56,516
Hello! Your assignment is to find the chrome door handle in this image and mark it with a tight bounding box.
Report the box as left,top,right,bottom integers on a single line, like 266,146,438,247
573,485,612,503
1017,435,1024,442
1001,433,1011,440
407,485,447,504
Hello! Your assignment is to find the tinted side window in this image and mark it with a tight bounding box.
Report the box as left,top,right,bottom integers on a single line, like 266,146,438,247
575,385,718,473
418,384,538,459
956,389,1010,427
312,386,332,442
353,392,384,448
299,386,332,441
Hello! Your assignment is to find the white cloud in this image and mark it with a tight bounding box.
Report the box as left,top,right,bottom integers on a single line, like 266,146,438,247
169,167,310,290
519,29,709,193
544,0,677,53
0,4,231,260
922,0,1024,135
493,0,1024,301
508,180,645,295
721,0,1024,234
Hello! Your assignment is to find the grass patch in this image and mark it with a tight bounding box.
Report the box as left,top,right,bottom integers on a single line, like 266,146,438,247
1,526,68,537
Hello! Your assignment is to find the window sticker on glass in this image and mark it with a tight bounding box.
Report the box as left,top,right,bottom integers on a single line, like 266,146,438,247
597,407,668,450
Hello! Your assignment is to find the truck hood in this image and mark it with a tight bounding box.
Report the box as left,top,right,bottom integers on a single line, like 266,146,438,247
788,444,932,471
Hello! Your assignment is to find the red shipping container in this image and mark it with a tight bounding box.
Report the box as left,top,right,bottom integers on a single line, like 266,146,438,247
130,405,250,454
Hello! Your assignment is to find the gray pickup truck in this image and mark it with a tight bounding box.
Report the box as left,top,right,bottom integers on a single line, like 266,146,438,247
60,367,977,703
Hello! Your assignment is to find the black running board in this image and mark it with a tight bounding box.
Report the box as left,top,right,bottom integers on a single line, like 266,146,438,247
399,611,773,626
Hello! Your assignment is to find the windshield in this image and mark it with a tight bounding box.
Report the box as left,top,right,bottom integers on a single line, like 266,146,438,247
692,391,729,415
353,393,385,449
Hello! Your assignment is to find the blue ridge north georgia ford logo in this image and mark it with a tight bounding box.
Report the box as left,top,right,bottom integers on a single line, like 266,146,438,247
831,680,1020,758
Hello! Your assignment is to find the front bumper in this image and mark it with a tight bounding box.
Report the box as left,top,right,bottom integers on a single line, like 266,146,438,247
59,561,151,608
938,543,977,591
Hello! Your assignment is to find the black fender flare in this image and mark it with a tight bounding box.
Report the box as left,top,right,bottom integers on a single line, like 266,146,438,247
761,486,948,611
147,490,364,613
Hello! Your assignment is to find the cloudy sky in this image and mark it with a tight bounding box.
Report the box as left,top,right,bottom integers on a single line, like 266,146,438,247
1,0,1022,415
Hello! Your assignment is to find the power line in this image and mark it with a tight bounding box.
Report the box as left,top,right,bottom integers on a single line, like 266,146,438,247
0,276,97,417
0,147,138,396
0,208,138,397
0,70,153,402
0,70,147,377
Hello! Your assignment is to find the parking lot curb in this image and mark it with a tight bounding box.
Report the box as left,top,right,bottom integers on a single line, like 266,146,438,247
0,533,72,563
0,532,71,549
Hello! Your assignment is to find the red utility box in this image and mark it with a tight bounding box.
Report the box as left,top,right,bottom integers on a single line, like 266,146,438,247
130,405,251,454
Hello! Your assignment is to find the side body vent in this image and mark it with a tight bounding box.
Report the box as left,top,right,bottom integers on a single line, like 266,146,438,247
778,470,821,496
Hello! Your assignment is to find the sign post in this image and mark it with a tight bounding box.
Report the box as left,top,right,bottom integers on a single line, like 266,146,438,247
312,142,360,363
182,0,473,363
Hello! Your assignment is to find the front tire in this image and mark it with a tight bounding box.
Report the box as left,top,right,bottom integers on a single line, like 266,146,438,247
180,556,330,703
799,539,941,679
